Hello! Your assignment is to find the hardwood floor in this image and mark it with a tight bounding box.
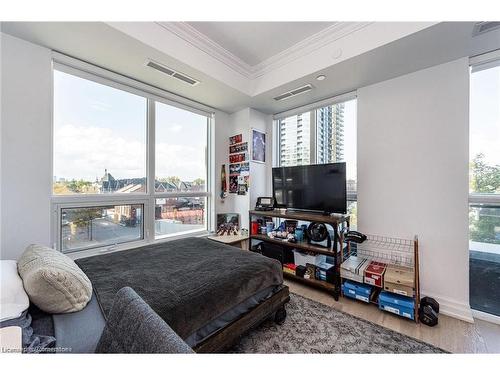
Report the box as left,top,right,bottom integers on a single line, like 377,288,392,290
285,279,500,353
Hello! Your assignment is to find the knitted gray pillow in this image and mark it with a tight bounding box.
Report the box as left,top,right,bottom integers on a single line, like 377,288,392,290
17,244,92,313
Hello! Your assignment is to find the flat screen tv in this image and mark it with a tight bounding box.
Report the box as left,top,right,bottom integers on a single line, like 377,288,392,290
272,162,346,214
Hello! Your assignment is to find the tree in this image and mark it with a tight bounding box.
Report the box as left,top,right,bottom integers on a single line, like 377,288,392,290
71,207,103,241
469,153,500,193
192,178,205,186
160,176,181,187
53,182,71,195
469,153,500,245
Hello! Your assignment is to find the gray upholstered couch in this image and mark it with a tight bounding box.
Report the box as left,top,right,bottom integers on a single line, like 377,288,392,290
95,287,193,353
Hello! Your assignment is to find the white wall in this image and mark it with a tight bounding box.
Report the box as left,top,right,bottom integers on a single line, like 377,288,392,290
213,109,231,222
213,108,273,230
1,33,53,260
248,108,273,204
215,108,272,229
357,58,472,321
0,33,235,260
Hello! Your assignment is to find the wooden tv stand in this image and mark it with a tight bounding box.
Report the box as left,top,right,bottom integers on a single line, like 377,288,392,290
249,209,349,300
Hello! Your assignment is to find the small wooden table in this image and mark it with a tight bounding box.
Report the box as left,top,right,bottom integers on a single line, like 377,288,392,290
207,234,249,250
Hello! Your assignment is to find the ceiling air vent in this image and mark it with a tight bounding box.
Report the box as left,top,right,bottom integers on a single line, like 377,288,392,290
273,84,313,101
146,60,200,86
472,22,500,37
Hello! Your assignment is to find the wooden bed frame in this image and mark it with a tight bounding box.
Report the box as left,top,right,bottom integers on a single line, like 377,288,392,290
193,286,290,353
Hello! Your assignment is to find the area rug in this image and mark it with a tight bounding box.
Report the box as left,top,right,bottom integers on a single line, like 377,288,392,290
231,293,446,353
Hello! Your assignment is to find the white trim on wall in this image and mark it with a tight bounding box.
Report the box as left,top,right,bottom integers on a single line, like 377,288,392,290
273,90,357,120
470,48,500,72
421,289,474,323
473,309,500,326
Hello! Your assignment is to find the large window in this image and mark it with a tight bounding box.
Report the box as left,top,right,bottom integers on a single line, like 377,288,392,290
53,70,147,194
155,102,208,193
276,97,357,227
277,111,311,166
154,101,208,238
52,61,212,253
469,53,500,318
60,204,144,252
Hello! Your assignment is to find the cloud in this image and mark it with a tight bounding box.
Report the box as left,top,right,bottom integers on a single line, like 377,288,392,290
155,141,206,180
54,124,146,181
54,124,206,182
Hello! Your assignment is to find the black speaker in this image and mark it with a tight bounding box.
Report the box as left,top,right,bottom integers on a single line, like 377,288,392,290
419,305,438,327
420,296,439,313
419,296,439,327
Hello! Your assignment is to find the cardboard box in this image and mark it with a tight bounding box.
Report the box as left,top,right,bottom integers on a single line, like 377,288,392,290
342,280,373,303
293,250,316,267
283,263,297,276
316,261,334,281
340,256,369,283
384,265,415,297
364,261,387,287
378,291,415,320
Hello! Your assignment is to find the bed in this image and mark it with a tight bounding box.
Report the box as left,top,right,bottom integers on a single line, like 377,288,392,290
70,237,289,353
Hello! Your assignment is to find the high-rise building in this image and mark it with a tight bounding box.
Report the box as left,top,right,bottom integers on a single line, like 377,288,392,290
316,103,345,163
278,113,311,166
278,104,345,166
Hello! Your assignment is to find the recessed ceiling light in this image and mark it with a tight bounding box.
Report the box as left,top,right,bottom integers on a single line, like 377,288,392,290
316,75,326,81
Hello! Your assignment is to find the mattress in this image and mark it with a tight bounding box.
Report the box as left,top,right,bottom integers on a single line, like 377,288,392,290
76,237,283,346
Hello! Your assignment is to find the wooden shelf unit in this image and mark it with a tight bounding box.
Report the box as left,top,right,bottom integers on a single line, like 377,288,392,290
283,272,335,292
249,209,349,300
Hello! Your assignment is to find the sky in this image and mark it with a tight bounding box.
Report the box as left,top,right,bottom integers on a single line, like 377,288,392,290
470,63,500,166
53,70,207,183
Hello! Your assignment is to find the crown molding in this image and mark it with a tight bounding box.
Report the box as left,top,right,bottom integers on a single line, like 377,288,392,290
156,22,254,78
156,22,373,80
252,22,373,78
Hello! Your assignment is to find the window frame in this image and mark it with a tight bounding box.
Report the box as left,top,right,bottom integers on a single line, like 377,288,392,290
51,54,214,254
468,50,500,323
468,51,500,208
273,92,358,203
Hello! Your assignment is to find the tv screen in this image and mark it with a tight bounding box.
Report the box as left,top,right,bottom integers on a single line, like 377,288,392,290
272,163,346,214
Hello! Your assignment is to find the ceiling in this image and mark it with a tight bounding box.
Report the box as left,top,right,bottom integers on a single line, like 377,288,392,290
1,22,499,115
186,22,334,66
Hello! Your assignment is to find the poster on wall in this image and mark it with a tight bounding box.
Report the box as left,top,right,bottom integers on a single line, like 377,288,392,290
229,163,241,175
240,162,250,174
251,129,266,163
229,142,248,154
229,134,243,145
229,153,247,163
229,175,238,193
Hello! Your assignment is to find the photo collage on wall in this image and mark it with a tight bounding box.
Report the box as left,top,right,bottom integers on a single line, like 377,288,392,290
229,134,249,194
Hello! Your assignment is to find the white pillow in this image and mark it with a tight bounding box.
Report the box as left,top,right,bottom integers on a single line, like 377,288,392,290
0,260,30,322
17,244,92,314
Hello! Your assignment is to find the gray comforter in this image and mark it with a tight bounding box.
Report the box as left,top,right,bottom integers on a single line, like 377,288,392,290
75,237,283,340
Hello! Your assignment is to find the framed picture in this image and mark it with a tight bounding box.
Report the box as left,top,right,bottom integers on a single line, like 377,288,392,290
216,213,240,236
251,129,266,163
